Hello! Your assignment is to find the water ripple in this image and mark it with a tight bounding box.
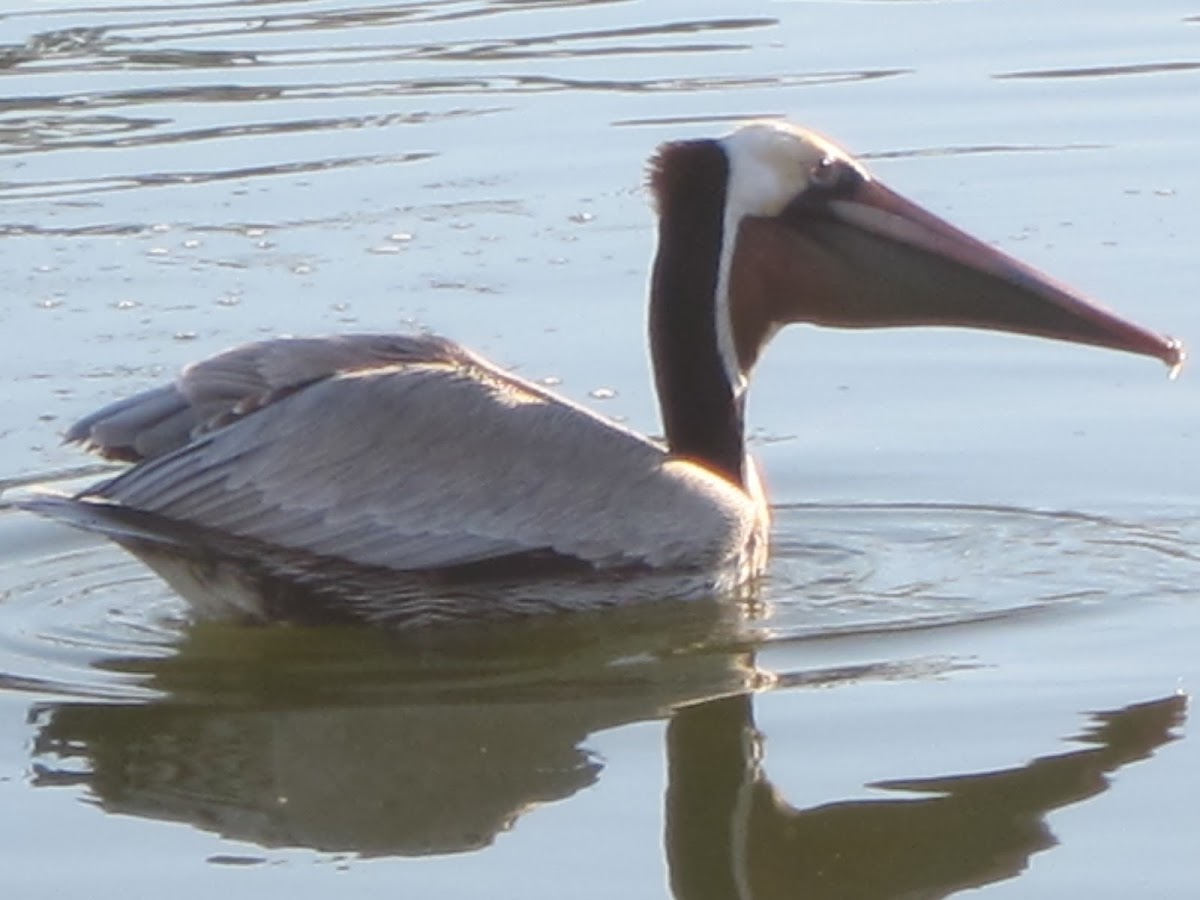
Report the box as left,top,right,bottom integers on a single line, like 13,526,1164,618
996,61,1200,80
761,503,1200,641
0,12,778,74
2,499,1197,702
0,3,898,205
1,150,435,200
0,539,181,703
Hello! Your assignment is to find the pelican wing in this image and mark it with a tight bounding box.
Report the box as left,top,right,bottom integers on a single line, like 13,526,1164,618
75,335,753,573
67,334,473,462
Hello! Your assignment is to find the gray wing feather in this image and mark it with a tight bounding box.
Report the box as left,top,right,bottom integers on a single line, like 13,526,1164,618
79,336,753,572
67,386,195,461
67,334,470,461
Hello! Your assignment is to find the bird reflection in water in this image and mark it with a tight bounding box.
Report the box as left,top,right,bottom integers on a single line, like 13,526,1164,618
27,609,1186,896
666,692,1184,900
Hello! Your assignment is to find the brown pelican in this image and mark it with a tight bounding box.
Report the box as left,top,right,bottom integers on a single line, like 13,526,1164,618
21,121,1183,625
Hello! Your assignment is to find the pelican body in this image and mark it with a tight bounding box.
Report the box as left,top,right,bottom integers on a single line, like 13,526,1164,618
22,122,1183,626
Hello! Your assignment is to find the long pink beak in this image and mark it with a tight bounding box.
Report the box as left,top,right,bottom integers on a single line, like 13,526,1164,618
736,176,1185,373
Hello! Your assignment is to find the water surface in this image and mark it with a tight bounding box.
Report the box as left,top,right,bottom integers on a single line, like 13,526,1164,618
1,1,1198,897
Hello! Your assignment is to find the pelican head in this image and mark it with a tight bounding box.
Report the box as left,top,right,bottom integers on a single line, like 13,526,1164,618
647,120,1183,484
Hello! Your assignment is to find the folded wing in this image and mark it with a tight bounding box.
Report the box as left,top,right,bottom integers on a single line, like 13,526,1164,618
70,334,753,573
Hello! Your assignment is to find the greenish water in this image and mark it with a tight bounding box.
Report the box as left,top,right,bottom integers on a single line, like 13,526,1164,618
1,1,1198,897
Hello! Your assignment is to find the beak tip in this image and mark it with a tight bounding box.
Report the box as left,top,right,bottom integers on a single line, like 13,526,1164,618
1164,337,1186,380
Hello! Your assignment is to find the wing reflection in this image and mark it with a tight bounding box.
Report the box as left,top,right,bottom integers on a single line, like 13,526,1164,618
29,601,762,856
667,693,1186,900
26,610,1185,895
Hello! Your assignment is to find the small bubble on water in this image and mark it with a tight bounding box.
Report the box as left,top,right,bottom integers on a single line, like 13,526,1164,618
112,299,139,310
589,387,616,400
173,331,198,342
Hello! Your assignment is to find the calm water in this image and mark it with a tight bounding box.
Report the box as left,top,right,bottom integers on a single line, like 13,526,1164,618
1,1,1198,897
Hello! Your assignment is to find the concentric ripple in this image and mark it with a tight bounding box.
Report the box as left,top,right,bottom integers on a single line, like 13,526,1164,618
1,497,1197,704
0,512,185,703
763,502,1200,640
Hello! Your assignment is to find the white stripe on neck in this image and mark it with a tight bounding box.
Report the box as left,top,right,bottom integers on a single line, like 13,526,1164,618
715,121,863,396
716,124,808,397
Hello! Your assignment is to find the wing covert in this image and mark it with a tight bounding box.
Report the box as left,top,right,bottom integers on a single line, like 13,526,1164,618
83,353,754,573
65,333,474,461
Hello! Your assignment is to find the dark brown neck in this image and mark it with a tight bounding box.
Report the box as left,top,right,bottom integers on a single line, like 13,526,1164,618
648,139,745,488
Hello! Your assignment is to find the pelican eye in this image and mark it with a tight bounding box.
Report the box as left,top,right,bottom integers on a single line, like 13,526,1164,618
806,155,861,197
810,156,839,187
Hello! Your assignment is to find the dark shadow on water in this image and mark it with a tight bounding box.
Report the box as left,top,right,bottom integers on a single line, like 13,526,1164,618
667,692,1185,900
25,606,1186,895
7,500,1193,885
27,600,763,856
